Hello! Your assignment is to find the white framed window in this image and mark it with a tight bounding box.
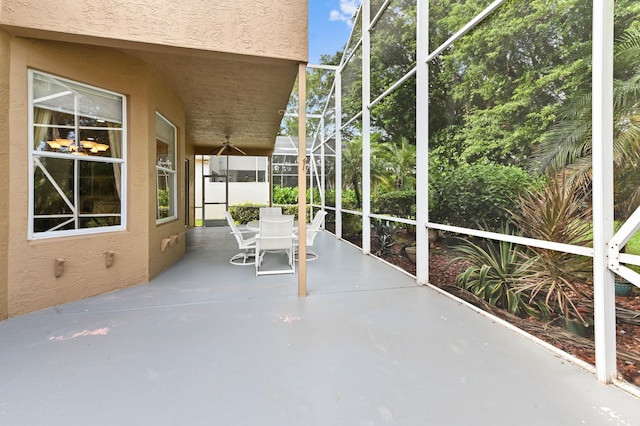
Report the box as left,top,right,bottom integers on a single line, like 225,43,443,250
156,113,177,223
28,70,126,239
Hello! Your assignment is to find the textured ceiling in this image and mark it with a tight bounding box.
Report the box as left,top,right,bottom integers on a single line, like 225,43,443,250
123,49,300,156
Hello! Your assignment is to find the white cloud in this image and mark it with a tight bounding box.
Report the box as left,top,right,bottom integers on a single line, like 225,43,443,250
329,0,360,25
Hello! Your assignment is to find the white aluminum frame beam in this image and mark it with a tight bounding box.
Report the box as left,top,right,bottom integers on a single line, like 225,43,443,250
592,0,617,383
415,0,429,284
362,0,372,254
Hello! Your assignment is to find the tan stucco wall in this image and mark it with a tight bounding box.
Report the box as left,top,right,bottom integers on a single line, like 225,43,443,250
147,70,187,279
185,141,195,228
0,29,10,320
0,0,308,62
6,37,188,317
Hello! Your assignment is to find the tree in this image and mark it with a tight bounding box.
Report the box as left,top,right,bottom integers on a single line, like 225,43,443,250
279,51,342,137
533,28,640,219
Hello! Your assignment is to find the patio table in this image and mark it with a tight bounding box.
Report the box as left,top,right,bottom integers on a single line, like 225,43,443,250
246,219,299,232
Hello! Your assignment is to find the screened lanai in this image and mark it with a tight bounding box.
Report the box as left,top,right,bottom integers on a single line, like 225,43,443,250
288,0,640,391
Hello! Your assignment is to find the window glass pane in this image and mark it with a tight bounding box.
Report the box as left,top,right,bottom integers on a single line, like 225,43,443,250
34,126,71,152
33,72,123,124
79,161,121,216
33,157,73,213
32,74,76,116
156,114,176,170
156,113,177,221
30,70,125,237
34,108,75,126
157,170,175,220
78,90,123,125
34,217,75,233
79,128,123,158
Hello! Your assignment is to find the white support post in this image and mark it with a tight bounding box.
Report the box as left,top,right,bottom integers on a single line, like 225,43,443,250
335,71,343,239
320,117,326,210
592,0,616,384
415,0,429,284
362,0,372,254
268,156,273,207
298,63,308,297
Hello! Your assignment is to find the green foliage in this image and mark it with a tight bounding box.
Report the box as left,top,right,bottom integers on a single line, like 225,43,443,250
272,186,300,205
372,219,397,257
228,202,310,224
341,189,359,210
373,190,416,219
429,0,596,166
157,188,169,208
533,27,640,219
325,189,336,207
228,204,260,224
624,230,640,256
319,188,358,210
451,234,546,319
341,137,363,209
279,51,342,137
342,212,362,239
510,174,593,323
429,162,539,231
272,185,319,207
376,137,416,191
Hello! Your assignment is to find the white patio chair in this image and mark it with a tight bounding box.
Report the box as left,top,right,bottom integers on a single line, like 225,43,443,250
259,207,282,219
295,210,327,261
224,211,256,266
255,214,295,275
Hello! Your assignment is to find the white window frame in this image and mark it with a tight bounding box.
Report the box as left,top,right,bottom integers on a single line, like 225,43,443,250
156,112,178,224
28,70,127,240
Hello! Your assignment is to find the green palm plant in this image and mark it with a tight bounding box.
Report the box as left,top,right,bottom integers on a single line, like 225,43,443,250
534,28,640,219
341,135,389,209
451,227,546,318
378,137,417,191
341,137,364,209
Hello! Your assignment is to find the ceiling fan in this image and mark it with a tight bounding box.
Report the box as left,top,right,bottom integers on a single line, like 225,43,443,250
213,135,246,156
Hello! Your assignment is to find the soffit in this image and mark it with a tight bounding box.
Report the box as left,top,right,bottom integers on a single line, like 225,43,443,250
0,21,301,157
122,48,299,157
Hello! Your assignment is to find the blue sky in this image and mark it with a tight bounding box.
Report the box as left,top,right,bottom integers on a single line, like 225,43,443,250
308,0,360,64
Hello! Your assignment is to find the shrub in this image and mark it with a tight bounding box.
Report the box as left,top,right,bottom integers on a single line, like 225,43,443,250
510,174,593,323
372,219,397,257
429,162,539,231
273,186,299,204
228,204,260,224
373,190,416,218
342,212,362,239
451,235,546,319
228,203,310,223
341,189,359,210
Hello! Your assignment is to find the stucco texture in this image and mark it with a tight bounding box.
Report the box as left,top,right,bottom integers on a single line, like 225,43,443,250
1,0,306,157
6,38,187,316
0,29,10,320
147,70,187,280
0,0,307,62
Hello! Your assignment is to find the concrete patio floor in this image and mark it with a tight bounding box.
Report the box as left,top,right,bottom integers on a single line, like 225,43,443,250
1,226,639,425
